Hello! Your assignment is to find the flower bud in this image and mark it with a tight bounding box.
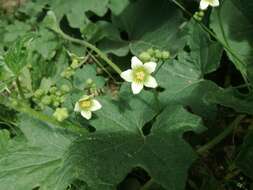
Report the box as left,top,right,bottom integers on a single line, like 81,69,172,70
198,11,204,17
49,86,57,94
139,52,151,62
34,89,44,98
60,84,71,93
53,101,60,107
147,48,154,56
56,91,62,96
53,108,69,122
41,95,52,105
162,51,170,59
70,59,79,69
155,50,162,59
86,78,93,86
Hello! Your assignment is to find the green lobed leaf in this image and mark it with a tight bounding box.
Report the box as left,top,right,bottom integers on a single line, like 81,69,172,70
4,35,33,76
62,88,204,190
3,21,31,43
48,0,109,29
112,0,188,56
187,21,223,74
155,20,222,118
210,0,253,82
108,0,130,15
205,87,253,115
0,115,77,190
30,28,59,59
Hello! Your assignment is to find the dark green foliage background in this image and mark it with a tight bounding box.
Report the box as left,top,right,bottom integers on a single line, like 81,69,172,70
0,0,253,190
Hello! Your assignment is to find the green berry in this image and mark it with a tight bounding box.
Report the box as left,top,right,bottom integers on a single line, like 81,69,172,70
162,51,170,59
139,52,151,62
55,96,62,102
66,70,74,78
56,91,62,96
147,48,154,56
70,59,79,69
27,64,32,69
53,108,69,122
34,89,44,98
66,67,72,71
193,14,202,21
60,84,70,93
86,78,93,86
41,95,52,105
91,83,96,89
155,51,162,59
49,86,57,94
53,101,60,107
198,11,204,17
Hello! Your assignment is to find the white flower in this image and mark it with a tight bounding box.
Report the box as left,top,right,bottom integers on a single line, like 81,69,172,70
120,56,158,94
199,0,219,10
74,95,102,120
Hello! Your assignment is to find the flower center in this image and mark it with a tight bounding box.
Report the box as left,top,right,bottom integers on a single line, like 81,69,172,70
135,71,145,81
79,99,92,109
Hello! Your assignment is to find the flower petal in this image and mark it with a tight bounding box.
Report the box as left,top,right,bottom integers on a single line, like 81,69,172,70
131,82,144,94
74,102,80,112
90,99,102,111
79,95,90,101
143,62,157,73
210,0,219,7
199,0,209,10
131,56,143,69
81,111,92,120
144,76,158,88
120,69,133,82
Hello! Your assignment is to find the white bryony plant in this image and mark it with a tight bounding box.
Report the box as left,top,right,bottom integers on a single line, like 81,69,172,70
199,0,219,10
74,95,102,120
120,56,158,94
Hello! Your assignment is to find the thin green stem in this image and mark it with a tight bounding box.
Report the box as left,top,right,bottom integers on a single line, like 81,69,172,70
3,96,85,134
197,115,245,154
15,78,25,100
57,30,122,75
88,51,117,82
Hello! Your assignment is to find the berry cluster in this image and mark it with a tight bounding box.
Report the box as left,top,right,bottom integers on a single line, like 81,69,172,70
139,48,170,63
33,84,70,109
193,11,205,21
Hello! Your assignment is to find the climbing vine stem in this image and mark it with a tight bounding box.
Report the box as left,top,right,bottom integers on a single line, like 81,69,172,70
57,30,122,75
197,115,245,154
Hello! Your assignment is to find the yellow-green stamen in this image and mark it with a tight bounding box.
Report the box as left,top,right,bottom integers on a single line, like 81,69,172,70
79,99,92,109
133,68,147,83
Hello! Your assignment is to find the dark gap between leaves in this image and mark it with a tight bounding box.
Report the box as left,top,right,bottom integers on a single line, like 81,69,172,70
117,167,150,190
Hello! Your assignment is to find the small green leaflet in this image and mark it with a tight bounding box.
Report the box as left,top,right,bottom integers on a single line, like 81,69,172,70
4,35,33,76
